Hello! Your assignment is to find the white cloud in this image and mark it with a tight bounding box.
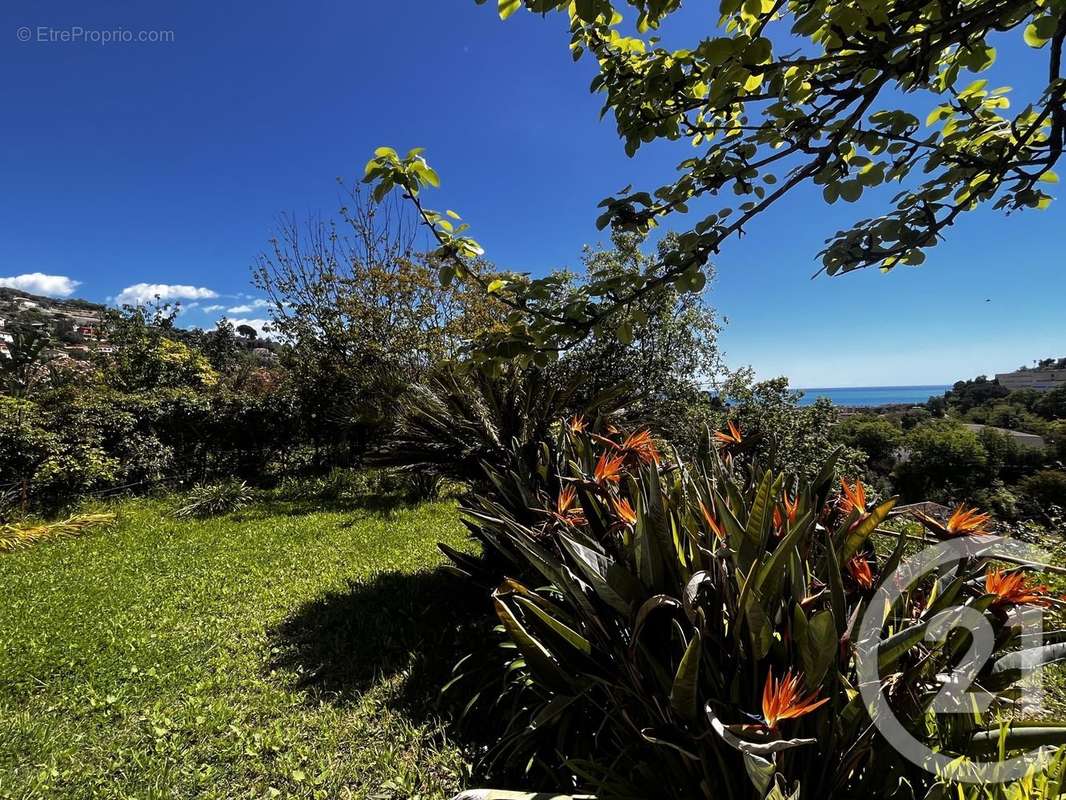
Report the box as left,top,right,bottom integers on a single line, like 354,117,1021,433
226,298,271,314
203,304,225,313
226,318,273,339
116,282,218,306
0,272,81,298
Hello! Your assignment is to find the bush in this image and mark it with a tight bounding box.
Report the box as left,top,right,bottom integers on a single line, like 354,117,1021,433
833,415,902,467
373,364,614,493
712,371,865,483
174,481,254,519
893,420,993,503
1020,470,1066,511
277,467,443,505
442,424,1065,798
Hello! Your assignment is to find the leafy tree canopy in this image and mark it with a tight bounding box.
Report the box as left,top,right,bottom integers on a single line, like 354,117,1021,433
365,0,1065,361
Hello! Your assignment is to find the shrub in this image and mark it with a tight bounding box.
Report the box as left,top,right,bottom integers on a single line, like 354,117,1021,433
711,371,865,483
1021,470,1066,512
833,415,902,467
443,423,1066,799
893,420,993,502
174,481,254,519
373,364,617,492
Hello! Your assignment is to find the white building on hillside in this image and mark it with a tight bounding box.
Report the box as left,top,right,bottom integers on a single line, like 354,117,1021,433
996,368,1066,391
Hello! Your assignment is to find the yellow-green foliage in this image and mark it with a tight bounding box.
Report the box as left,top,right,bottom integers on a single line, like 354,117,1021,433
0,512,116,553
158,338,219,388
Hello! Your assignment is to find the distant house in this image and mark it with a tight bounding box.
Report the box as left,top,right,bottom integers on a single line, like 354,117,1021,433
68,312,103,327
962,423,1047,450
995,367,1066,392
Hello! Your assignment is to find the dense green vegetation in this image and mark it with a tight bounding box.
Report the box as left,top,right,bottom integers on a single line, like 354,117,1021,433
0,495,478,800
4,0,1066,795
829,371,1066,525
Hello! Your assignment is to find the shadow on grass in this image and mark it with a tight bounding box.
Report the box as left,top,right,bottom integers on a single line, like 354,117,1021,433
267,565,490,715
235,493,427,522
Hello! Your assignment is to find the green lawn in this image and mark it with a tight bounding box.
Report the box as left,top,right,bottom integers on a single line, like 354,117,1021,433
0,497,480,799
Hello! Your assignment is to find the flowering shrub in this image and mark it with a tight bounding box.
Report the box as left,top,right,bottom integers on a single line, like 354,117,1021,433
444,421,1066,799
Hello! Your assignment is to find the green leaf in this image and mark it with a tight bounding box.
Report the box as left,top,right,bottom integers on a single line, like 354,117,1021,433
743,752,776,796
839,181,862,203
740,470,776,572
805,610,837,686
1024,17,1057,48
968,725,1066,754
704,38,734,66
493,595,568,689
753,509,813,601
514,595,592,656
670,630,701,721
877,620,930,671
498,0,522,19
841,497,898,561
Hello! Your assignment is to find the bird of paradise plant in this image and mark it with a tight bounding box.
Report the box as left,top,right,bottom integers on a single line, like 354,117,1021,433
713,419,744,448
773,492,800,531
552,485,587,528
760,668,829,732
442,426,1066,800
611,496,637,526
985,567,1052,608
913,503,992,538
592,451,625,485
846,553,875,590
618,429,661,467
839,478,868,515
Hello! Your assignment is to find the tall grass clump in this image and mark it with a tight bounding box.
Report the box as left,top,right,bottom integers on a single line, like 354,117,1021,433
174,481,254,519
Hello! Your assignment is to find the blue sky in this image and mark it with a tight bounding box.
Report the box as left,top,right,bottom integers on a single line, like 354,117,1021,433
2,1,1063,387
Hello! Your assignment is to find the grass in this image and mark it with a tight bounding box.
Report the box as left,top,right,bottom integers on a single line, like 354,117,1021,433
0,496,482,799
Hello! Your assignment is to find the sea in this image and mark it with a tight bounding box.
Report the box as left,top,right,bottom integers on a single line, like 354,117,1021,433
793,385,950,408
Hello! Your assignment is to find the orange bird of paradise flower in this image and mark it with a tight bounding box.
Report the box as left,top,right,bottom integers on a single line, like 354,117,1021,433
554,485,587,527
839,479,867,515
612,497,638,526
846,554,875,590
699,500,726,541
593,452,626,485
986,568,1051,607
913,503,991,538
761,668,829,731
568,415,588,434
620,429,661,466
773,492,800,530
714,420,744,448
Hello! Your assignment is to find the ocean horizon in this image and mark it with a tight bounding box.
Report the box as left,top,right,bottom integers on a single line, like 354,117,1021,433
793,385,950,407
